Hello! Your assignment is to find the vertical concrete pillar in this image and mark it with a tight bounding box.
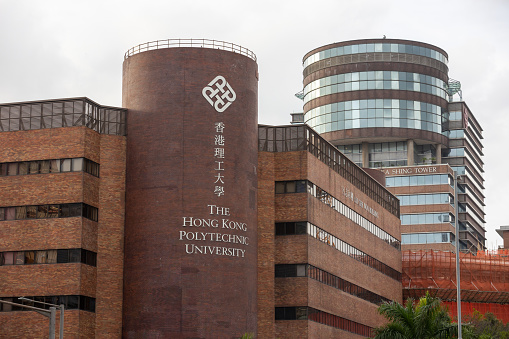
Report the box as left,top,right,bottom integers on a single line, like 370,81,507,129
362,142,369,168
407,139,414,166
436,143,442,164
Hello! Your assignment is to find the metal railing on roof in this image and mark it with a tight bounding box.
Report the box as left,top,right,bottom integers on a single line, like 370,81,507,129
124,39,257,62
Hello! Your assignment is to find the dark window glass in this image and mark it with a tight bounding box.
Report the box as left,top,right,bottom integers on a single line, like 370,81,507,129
69,204,82,217
60,205,70,217
296,180,307,193
295,222,307,235
69,249,81,263
0,164,7,176
67,295,79,309
296,307,308,320
24,251,35,264
275,182,285,194
275,223,285,235
57,249,69,263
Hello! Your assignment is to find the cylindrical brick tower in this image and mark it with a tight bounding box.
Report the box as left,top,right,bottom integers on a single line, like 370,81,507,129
302,38,449,168
122,39,258,338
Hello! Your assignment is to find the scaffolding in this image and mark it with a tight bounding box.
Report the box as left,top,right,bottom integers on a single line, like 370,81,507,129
403,250,509,322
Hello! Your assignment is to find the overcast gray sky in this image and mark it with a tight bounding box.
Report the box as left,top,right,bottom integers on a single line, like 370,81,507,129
1,0,508,248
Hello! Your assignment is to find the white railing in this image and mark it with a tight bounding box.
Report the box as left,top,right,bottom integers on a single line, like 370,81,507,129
124,39,256,61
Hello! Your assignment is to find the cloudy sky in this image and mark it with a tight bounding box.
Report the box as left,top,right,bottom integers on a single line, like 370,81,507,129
1,0,508,248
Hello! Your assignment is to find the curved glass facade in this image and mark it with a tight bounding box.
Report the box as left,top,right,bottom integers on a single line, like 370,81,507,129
305,99,443,134
304,71,447,104
303,42,448,68
401,232,454,245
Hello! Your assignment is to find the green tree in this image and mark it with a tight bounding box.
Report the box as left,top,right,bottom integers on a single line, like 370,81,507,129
464,311,509,339
373,293,460,339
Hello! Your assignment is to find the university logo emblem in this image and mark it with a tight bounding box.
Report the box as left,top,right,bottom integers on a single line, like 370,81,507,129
202,75,236,113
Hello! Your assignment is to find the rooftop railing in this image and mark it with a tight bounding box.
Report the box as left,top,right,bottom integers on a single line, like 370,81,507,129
124,39,257,62
258,124,400,218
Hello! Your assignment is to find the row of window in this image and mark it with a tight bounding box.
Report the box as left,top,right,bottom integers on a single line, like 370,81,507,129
459,204,486,228
446,129,465,139
303,42,447,68
0,295,95,313
275,264,390,305
397,193,453,206
308,222,401,281
308,98,442,117
0,98,126,135
401,232,454,245
336,145,362,166
0,157,99,177
400,212,455,225
275,181,400,249
305,99,443,135
306,181,401,250
275,221,307,235
275,307,372,337
368,142,408,167
304,73,446,104
0,203,98,222
448,111,464,121
277,221,400,281
0,248,97,266
386,174,453,187
305,71,445,94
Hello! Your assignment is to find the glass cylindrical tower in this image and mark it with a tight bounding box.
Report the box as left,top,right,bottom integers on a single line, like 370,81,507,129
302,38,449,168
122,39,258,338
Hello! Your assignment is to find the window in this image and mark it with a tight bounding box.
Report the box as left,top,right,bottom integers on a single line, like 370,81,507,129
0,203,98,222
275,222,307,235
0,295,96,313
275,180,307,194
0,158,99,177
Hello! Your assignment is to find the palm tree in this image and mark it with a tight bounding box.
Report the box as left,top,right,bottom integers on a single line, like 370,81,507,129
373,293,459,339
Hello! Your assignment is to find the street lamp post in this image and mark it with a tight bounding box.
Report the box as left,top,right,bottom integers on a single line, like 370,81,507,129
18,297,64,339
454,171,462,339
0,298,64,339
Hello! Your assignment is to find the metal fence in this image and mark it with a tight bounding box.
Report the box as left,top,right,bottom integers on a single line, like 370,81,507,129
258,124,400,217
124,39,257,62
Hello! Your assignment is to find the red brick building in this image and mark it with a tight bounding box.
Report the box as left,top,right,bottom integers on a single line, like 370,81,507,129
0,40,403,338
257,124,402,338
0,98,126,338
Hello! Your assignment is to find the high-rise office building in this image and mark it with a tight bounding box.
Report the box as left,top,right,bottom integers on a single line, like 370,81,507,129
297,38,485,253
